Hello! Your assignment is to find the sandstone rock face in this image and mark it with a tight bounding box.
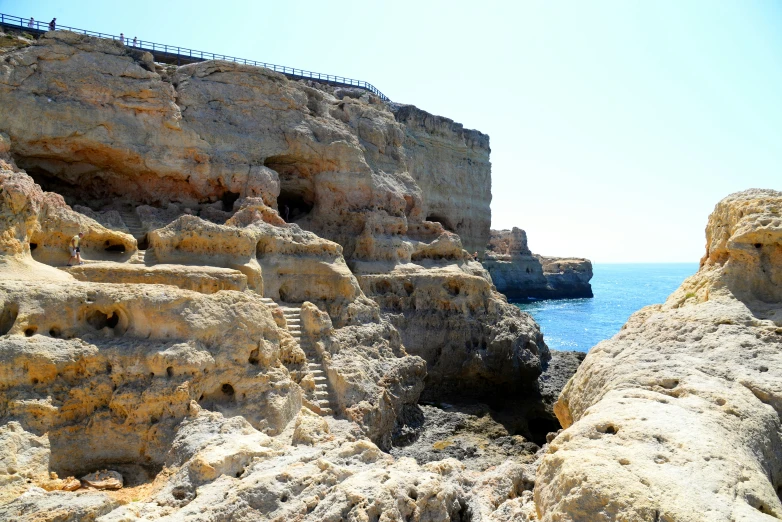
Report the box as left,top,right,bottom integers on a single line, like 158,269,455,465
0,32,544,405
484,227,593,300
536,189,782,521
0,32,489,256
0,32,553,520
390,103,491,253
358,262,548,401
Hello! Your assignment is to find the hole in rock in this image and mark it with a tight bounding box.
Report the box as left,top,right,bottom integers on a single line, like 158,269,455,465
138,234,149,250
755,243,763,249
659,379,679,390
222,191,240,211
49,327,60,338
172,486,189,501
104,243,126,253
265,155,317,222
527,415,562,446
426,213,455,232
32,378,39,385
600,424,618,435
278,282,309,304
277,189,314,222
198,383,237,411
281,493,289,502
455,498,473,522
166,366,174,378
29,243,37,251
375,280,392,295
444,280,462,296
24,327,37,337
248,348,260,366
0,303,19,335
87,310,121,330
759,366,769,373
106,362,113,374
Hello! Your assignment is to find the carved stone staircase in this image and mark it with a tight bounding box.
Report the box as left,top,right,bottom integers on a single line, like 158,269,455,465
118,206,145,241
260,298,335,416
119,206,147,264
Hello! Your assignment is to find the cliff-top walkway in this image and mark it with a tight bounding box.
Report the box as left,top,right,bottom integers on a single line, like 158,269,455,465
0,12,389,101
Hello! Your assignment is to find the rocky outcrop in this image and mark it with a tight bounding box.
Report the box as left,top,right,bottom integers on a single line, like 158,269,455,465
0,32,545,401
484,227,593,300
0,31,553,520
358,262,548,402
536,189,782,521
390,103,491,254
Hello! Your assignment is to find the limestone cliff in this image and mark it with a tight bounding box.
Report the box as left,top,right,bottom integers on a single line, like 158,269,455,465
0,31,549,520
0,32,545,402
536,189,782,521
484,227,593,300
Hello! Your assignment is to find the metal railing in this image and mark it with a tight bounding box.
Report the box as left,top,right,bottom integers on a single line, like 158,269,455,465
0,12,389,101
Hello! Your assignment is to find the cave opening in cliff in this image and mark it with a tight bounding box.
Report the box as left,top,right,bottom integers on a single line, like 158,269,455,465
264,155,317,222
13,157,116,209
277,189,314,222
426,213,455,232
222,191,240,211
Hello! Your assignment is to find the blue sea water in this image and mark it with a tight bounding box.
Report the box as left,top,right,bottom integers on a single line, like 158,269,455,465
514,263,699,352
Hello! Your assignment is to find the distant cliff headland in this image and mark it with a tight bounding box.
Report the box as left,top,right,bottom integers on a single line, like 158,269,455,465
484,227,593,300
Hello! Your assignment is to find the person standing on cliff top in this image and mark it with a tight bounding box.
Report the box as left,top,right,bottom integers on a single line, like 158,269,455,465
132,36,137,47
27,17,35,28
48,18,56,31
119,33,124,45
68,232,84,266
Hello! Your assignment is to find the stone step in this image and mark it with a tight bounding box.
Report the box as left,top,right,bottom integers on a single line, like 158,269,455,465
319,408,333,415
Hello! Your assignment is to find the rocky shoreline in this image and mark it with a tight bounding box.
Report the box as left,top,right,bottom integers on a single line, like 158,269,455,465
0,28,779,522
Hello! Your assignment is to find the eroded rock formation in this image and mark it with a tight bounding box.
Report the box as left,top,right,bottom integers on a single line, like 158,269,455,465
484,227,593,300
536,189,782,521
0,31,551,520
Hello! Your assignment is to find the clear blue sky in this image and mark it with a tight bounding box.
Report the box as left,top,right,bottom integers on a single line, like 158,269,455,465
4,0,781,262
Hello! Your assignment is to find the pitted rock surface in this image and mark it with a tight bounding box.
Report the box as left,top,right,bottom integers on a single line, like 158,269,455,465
536,189,782,521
